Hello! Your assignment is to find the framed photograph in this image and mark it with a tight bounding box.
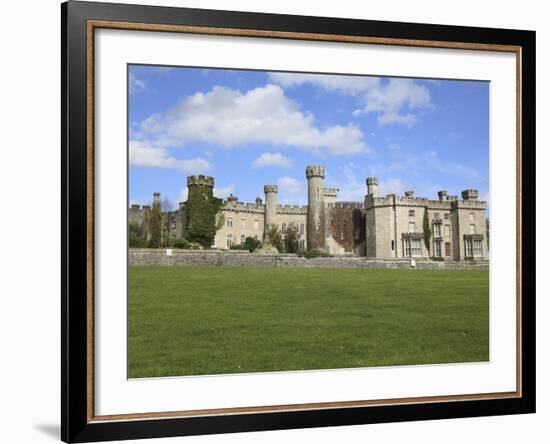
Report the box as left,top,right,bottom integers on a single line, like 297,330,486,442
61,1,535,442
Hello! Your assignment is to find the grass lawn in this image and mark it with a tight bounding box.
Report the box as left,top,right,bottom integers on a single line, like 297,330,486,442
128,266,489,378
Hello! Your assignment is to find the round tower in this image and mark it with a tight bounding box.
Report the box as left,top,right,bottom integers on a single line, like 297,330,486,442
306,165,326,251
366,177,378,196
263,185,278,241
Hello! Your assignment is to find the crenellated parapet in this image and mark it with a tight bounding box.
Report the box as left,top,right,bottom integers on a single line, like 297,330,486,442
327,202,365,209
305,165,325,179
187,175,214,188
276,204,308,215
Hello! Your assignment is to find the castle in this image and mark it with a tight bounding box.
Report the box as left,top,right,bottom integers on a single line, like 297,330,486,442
129,165,488,260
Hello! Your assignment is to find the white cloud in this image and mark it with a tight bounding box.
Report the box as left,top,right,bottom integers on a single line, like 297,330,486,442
378,178,405,195
269,72,379,95
137,84,366,155
214,185,236,199
129,73,147,95
423,150,482,181
277,176,306,200
252,152,292,169
270,73,432,127
178,188,188,204
129,140,212,173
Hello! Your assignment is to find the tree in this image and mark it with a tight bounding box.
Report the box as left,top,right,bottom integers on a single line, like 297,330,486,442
267,224,283,252
147,201,162,248
423,206,431,256
160,198,174,247
243,236,262,252
284,223,299,253
128,222,146,248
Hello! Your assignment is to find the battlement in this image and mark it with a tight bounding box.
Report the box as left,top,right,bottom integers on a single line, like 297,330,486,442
323,187,339,198
306,165,325,179
264,185,278,194
187,175,214,187
227,193,238,202
461,189,479,201
221,201,265,214
276,204,308,215
327,202,365,209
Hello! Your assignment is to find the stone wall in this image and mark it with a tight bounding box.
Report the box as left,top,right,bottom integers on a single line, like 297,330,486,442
128,249,489,270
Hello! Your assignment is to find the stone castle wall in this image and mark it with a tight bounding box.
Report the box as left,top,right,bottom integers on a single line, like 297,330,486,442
129,249,489,270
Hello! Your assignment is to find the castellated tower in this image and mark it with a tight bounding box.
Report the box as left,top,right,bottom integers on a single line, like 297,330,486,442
187,175,215,195
366,177,378,196
263,185,278,242
186,175,215,240
306,165,326,251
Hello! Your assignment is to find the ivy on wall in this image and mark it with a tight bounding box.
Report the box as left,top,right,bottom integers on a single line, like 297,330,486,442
423,206,432,255
186,185,223,248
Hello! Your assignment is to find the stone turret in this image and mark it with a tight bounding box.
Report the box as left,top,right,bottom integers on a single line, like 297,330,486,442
187,175,214,188
461,189,479,201
306,165,326,251
367,177,378,196
263,185,278,241
255,196,263,206
438,190,448,202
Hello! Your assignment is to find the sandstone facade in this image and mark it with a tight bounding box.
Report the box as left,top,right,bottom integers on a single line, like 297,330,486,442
129,165,489,260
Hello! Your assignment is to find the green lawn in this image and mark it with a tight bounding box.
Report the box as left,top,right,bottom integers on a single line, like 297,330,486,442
128,266,489,378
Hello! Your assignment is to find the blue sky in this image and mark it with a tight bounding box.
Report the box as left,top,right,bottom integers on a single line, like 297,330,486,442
128,65,489,210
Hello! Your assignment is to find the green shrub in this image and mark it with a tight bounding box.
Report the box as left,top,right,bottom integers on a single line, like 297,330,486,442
431,256,444,262
298,249,332,259
173,239,192,249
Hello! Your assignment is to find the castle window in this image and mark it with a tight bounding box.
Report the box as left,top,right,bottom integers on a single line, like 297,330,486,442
227,218,233,228
433,224,441,237
473,239,483,257
211,237,216,248
282,223,287,234
445,242,451,257
299,223,304,235
434,240,442,257
391,240,395,251
469,224,476,234
299,239,305,251
226,233,232,247
240,234,246,245
409,209,415,217
241,219,246,229
408,222,416,232
465,239,473,258
445,225,451,237
404,238,422,257
254,220,259,230
444,213,449,220
469,212,475,221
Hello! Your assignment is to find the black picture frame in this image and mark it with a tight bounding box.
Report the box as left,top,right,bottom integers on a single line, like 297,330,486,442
61,1,536,442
